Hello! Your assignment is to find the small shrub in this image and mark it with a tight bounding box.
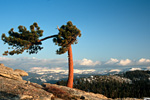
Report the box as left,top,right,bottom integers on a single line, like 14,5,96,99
44,86,71,100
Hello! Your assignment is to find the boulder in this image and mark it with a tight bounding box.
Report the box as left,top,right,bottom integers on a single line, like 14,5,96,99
0,63,142,100
14,69,28,76
0,76,54,100
0,63,13,71
0,63,28,80
42,83,108,100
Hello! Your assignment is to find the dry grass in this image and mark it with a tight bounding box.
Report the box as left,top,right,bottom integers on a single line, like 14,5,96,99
44,86,72,100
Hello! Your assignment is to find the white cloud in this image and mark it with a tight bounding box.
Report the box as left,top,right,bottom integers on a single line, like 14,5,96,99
75,58,101,66
0,57,68,71
1,57,150,73
0,57,13,61
105,58,119,64
105,58,132,66
0,57,97,74
146,66,150,70
139,58,150,63
134,58,150,66
118,59,131,66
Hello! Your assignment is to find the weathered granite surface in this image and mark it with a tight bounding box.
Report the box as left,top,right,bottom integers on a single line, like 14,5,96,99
0,64,54,100
42,83,108,100
0,63,28,81
0,64,143,100
0,76,54,100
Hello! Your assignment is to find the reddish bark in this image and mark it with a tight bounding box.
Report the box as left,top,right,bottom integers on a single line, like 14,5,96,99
38,35,57,42
38,35,74,88
67,45,74,88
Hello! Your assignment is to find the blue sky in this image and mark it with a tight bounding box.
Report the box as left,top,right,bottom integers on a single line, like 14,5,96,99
0,0,150,72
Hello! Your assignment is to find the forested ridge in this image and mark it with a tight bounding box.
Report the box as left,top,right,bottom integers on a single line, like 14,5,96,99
57,70,150,99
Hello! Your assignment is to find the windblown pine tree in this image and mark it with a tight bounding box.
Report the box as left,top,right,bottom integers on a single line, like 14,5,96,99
1,21,81,88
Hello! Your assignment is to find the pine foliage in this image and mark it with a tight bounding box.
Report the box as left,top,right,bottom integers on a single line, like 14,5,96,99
53,21,81,54
1,21,81,55
1,23,43,55
57,70,150,99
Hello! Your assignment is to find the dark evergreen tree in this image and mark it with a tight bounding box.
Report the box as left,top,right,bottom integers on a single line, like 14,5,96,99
57,70,150,98
1,21,81,88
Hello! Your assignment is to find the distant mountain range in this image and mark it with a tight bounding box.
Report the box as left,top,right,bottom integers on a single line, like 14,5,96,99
23,67,150,84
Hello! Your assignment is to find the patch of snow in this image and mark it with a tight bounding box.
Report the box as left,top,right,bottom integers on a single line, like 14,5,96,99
129,68,142,71
109,69,121,72
40,78,47,82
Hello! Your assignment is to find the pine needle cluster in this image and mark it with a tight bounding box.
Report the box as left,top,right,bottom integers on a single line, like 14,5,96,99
1,23,43,55
53,21,81,54
1,21,81,56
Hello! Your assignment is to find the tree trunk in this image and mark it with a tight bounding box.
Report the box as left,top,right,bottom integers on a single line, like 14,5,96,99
67,45,74,88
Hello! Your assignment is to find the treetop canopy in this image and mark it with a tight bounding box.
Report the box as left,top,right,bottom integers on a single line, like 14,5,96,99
1,21,81,56
53,21,81,54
